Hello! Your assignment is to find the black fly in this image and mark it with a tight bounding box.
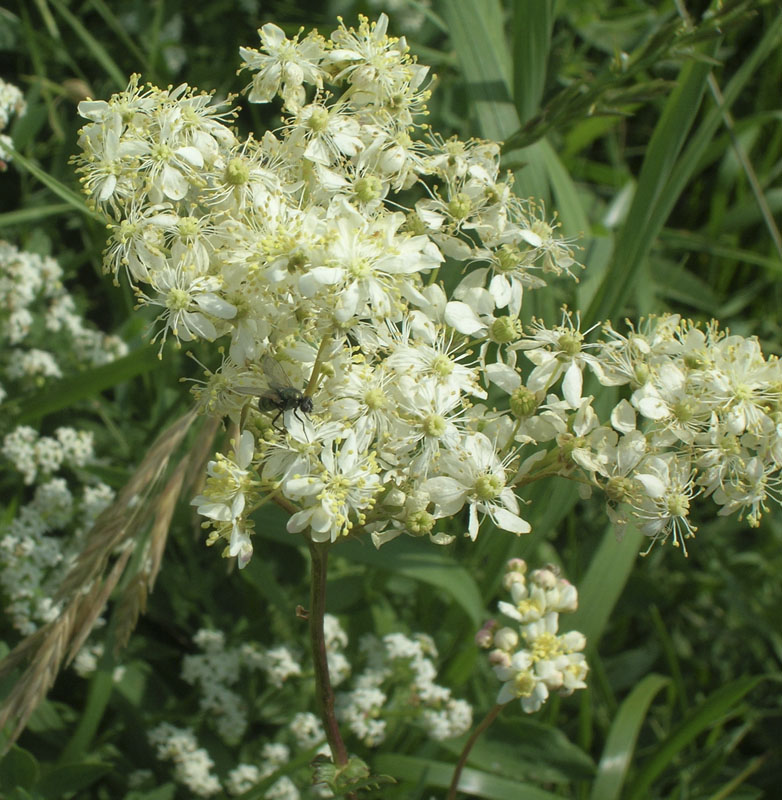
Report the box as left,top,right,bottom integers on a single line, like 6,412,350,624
256,354,313,430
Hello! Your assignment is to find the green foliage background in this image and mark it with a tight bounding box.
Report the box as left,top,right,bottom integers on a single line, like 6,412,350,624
1,0,781,797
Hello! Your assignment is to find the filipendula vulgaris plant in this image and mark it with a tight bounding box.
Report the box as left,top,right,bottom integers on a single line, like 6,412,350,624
69,13,782,793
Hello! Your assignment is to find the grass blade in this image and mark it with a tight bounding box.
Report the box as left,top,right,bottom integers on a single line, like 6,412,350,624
567,524,644,644
625,676,763,800
48,0,126,88
590,674,669,800
8,346,161,423
585,48,717,325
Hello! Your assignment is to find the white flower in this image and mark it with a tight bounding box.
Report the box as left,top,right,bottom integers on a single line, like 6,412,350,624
494,650,550,712
146,262,236,347
517,310,603,407
422,432,530,539
631,455,700,553
191,431,257,567
240,23,327,112
284,430,381,542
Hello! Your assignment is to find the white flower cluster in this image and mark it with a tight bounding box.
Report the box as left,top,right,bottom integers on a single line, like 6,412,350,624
2,425,95,485
74,15,581,564
236,743,303,800
155,618,467,796
477,559,587,714
182,627,311,743
75,16,777,561
336,631,472,746
148,722,222,797
507,311,782,551
0,240,123,647
0,239,128,404
71,641,126,683
160,626,338,799
219,715,332,799
0,78,25,167
0,427,114,634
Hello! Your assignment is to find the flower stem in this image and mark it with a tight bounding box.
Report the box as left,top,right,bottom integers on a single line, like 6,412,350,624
446,703,505,800
308,538,349,767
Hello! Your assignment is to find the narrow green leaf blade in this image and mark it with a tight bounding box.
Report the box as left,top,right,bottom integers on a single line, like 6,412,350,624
7,150,99,221
626,676,763,800
49,0,126,88
586,49,716,324
443,0,518,142
568,524,644,644
8,346,161,423
339,539,485,627
590,674,670,800
375,753,565,799
511,0,554,123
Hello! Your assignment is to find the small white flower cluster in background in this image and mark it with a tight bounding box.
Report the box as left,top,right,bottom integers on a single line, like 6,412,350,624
0,78,25,168
336,631,473,746
0,239,128,403
0,239,125,636
182,627,311,745
152,618,465,797
149,706,330,799
71,641,126,683
477,559,587,713
2,425,95,485
0,427,115,634
148,722,222,797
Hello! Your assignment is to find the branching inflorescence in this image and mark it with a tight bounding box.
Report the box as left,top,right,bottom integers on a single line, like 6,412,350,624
73,15,782,565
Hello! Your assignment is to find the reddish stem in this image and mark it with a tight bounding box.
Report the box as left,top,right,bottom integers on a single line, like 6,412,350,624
308,538,349,767
446,703,505,800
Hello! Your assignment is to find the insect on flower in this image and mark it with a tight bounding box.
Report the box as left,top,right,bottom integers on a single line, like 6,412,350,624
236,354,313,431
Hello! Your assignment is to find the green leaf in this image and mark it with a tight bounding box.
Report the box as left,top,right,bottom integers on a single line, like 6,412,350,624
585,47,717,325
590,674,669,800
439,718,595,783
57,667,115,764
375,753,565,799
37,762,113,799
6,150,99,221
124,785,176,800
0,747,39,792
650,256,721,310
48,0,126,88
339,538,485,627
587,11,782,326
253,513,485,626
443,0,517,142
625,676,763,800
540,139,589,238
84,0,149,72
510,1,554,123
6,346,161,423
0,204,73,228
567,524,644,644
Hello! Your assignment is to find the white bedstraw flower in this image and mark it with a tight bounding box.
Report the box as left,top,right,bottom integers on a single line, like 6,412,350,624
493,649,550,713
284,430,381,542
422,432,530,540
